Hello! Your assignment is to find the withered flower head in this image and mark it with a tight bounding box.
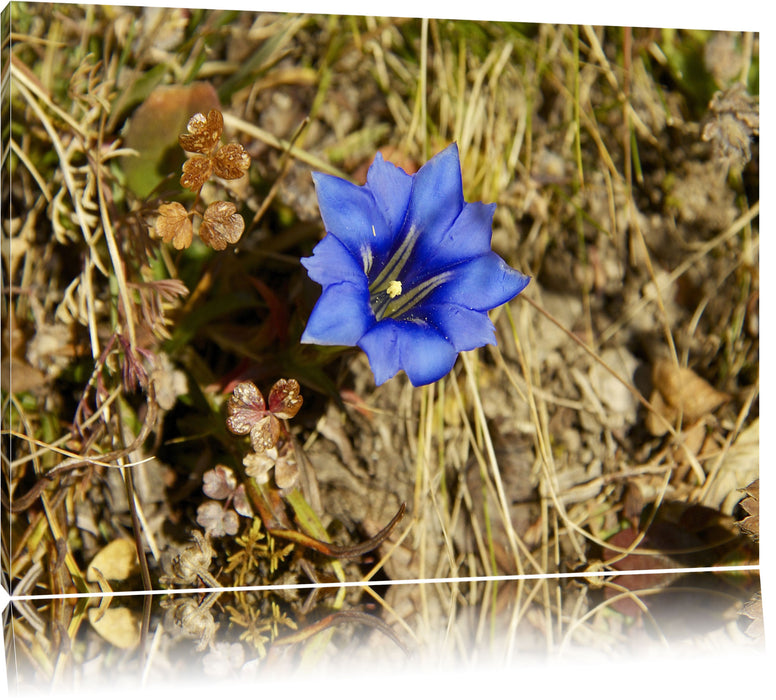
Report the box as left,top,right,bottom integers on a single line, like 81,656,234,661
162,597,218,652
161,530,216,586
702,84,759,174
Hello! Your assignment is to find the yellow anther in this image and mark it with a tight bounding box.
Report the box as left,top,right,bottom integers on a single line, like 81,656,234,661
387,280,403,298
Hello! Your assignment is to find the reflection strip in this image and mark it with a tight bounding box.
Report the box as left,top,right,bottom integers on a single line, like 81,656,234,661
3,564,761,603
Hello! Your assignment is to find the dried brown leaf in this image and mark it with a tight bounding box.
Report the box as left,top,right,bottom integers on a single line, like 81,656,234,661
199,200,244,250
737,479,759,542
226,381,266,435
243,449,276,483
645,389,672,436
155,202,193,249
232,484,253,518
202,465,238,500
646,359,730,435
180,155,213,191
197,500,239,537
178,109,223,154
2,358,47,393
668,420,707,465
274,452,299,490
249,414,281,452
213,143,251,180
267,378,303,420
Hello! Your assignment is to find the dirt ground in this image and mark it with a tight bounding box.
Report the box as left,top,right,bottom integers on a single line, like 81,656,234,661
2,5,761,686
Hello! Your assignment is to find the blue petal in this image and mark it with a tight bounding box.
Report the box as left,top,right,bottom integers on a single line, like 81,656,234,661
300,281,374,346
358,319,458,386
312,172,393,259
365,153,414,237
402,143,464,250
404,200,496,282
301,233,367,287
410,303,497,351
428,252,531,311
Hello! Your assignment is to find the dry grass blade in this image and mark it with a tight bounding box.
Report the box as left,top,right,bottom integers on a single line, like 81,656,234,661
223,112,352,180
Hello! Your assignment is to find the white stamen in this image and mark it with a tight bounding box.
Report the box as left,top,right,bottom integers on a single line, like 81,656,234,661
361,244,373,274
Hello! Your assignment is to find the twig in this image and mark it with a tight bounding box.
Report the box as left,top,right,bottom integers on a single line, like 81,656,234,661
269,503,406,559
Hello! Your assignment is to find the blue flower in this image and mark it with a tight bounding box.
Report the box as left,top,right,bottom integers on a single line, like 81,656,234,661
300,143,530,386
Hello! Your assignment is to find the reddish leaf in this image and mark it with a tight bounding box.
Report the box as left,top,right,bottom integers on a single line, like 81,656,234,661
226,381,266,435
249,414,281,452
248,276,289,345
267,378,303,420
202,465,237,500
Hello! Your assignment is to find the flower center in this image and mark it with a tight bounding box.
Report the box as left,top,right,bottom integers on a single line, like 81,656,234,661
367,224,454,322
382,270,453,319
